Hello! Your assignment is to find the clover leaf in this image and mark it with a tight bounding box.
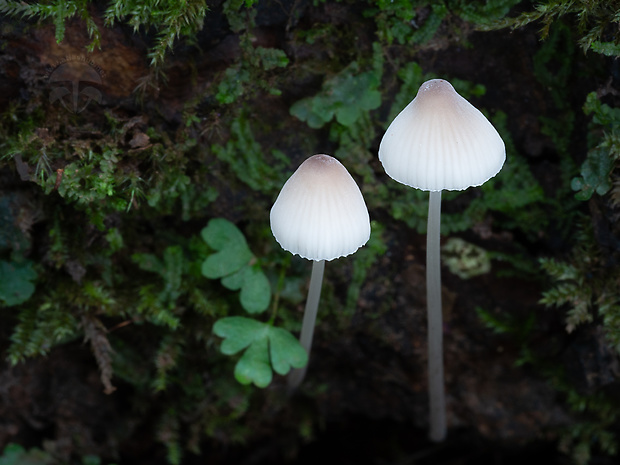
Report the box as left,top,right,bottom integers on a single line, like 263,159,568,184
201,218,271,314
213,316,308,388
235,336,272,387
268,326,308,375
221,264,271,314
216,316,265,354
201,218,253,279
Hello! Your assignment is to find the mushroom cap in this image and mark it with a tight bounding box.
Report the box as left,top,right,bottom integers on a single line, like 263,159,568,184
379,79,506,191
270,154,371,261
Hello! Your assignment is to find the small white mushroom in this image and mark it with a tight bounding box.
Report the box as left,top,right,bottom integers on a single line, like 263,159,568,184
270,154,370,390
271,154,370,261
379,79,505,442
379,79,505,191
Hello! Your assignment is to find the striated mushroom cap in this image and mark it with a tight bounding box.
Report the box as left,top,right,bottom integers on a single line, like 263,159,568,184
270,154,370,261
379,79,506,191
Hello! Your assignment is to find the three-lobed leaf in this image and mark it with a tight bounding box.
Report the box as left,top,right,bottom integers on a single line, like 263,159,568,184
234,336,272,387
268,326,308,375
201,218,253,279
213,316,308,388
201,218,271,314
238,265,271,314
214,316,267,355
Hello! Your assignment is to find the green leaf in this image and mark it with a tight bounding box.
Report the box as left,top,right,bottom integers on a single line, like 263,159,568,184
0,443,25,465
584,91,620,126
290,65,381,129
590,40,620,57
213,316,266,355
0,442,53,465
201,218,271,313
331,73,381,126
571,177,593,201
239,265,271,314
201,217,247,251
201,218,253,279
221,265,271,314
255,46,289,70
268,326,308,375
234,335,272,387
571,146,613,200
0,259,37,307
213,317,308,387
290,98,332,129
216,67,250,104
220,267,246,291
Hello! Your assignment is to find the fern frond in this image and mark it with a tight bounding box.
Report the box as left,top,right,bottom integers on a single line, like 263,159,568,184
7,300,78,364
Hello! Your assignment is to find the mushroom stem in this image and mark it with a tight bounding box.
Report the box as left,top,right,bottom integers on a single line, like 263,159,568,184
288,259,326,391
427,190,446,442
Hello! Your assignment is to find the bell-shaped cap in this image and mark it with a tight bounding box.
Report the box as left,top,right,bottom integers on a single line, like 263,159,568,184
270,154,370,261
379,79,506,191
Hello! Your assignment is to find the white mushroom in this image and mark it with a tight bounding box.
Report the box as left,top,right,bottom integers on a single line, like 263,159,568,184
270,154,370,390
379,79,505,442
271,154,370,261
379,79,505,191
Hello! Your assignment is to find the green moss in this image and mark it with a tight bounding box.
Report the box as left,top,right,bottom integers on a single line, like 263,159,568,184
540,223,620,353
211,114,290,194
0,0,209,65
366,0,520,46
572,92,620,200
489,0,620,56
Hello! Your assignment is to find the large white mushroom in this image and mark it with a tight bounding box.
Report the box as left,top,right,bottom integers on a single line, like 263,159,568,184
271,154,370,390
379,79,505,442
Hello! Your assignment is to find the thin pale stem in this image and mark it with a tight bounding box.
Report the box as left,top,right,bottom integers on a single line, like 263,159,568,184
288,259,325,392
427,190,446,442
